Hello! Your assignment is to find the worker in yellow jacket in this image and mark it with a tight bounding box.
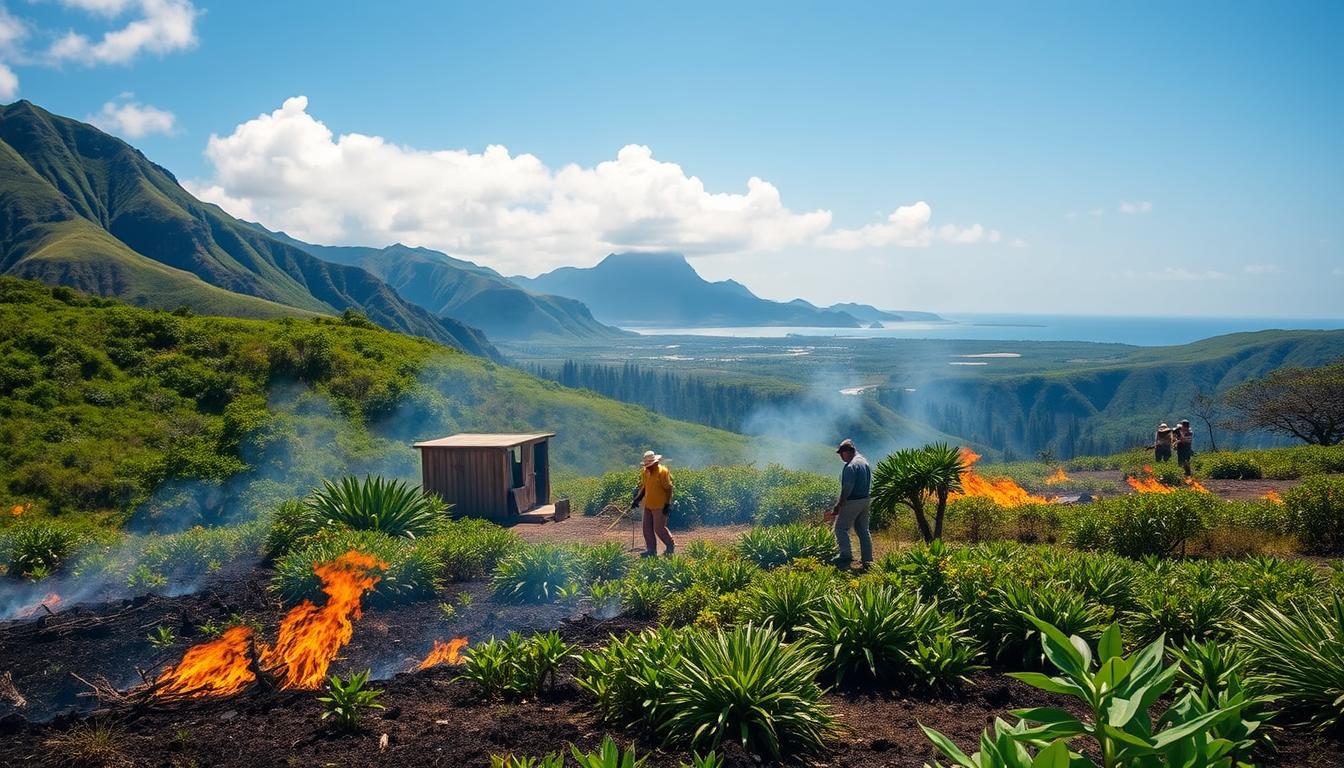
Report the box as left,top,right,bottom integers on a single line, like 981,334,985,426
631,450,675,557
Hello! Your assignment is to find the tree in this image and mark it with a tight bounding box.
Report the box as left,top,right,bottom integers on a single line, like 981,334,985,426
872,443,966,543
1189,392,1221,453
1223,359,1344,446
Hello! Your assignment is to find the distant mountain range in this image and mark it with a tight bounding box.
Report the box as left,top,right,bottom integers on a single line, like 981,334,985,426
512,252,942,328
0,100,497,358
254,227,628,342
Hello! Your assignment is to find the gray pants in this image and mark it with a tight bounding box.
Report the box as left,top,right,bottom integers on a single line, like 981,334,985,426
833,498,873,563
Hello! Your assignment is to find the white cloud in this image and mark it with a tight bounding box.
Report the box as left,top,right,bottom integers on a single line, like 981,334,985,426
0,62,16,99
87,95,175,137
47,0,198,65
193,98,1005,273
1125,268,1227,282
1008,238,1029,248
1119,200,1153,214
1243,263,1280,275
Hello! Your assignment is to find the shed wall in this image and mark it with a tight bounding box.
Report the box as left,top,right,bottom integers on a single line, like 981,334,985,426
421,446,509,517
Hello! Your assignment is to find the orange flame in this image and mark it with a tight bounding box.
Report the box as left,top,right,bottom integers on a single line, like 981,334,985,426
153,549,385,698
155,625,257,699
1125,466,1209,494
1044,467,1070,485
1184,477,1209,493
417,637,469,671
259,549,386,690
14,592,61,619
948,449,1052,507
1263,490,1284,504
10,503,27,517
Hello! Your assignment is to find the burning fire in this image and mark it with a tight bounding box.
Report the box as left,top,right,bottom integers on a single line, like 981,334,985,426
10,503,27,517
417,637,469,671
154,549,385,698
155,626,257,699
1263,490,1284,504
1044,467,1070,485
948,449,1052,507
13,592,61,619
260,550,387,689
1126,466,1209,494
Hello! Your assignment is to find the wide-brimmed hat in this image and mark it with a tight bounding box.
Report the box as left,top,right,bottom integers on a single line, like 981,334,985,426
641,450,663,467
1158,422,1170,430
836,438,856,454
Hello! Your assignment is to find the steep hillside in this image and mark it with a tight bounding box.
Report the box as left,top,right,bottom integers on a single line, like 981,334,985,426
0,277,764,529
513,252,863,328
257,227,627,341
0,100,496,358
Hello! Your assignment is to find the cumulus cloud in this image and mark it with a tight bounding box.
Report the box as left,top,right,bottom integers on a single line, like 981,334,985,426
0,5,26,98
0,62,15,99
190,98,1004,273
87,95,175,137
47,0,198,65
1243,263,1280,275
1119,200,1153,214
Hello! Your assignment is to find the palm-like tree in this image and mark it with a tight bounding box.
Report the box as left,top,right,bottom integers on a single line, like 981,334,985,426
872,443,966,543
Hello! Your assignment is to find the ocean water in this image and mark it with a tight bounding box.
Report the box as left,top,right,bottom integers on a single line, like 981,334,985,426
629,313,1344,347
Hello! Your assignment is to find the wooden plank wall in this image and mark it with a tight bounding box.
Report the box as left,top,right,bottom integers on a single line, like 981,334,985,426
420,446,509,517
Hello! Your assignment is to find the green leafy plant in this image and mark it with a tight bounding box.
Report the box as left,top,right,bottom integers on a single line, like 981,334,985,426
305,475,447,539
576,627,686,726
690,557,758,593
588,579,623,618
271,527,441,605
570,736,648,768
661,624,835,758
1235,595,1344,730
147,625,177,648
488,754,565,768
576,540,631,584
872,443,965,542
620,577,670,618
317,669,384,731
741,568,834,639
461,631,574,699
922,618,1259,768
734,523,837,568
491,543,577,603
983,582,1107,668
1281,475,1344,554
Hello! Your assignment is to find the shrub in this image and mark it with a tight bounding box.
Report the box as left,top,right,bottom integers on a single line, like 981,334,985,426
754,477,835,525
659,583,720,627
982,582,1106,668
944,497,1004,543
1127,580,1235,645
305,475,448,539
1070,492,1210,558
741,568,834,639
576,627,686,725
0,518,113,577
1235,596,1344,730
263,498,315,557
271,528,442,605
1203,453,1263,480
574,541,631,584
800,584,962,686
491,543,577,603
661,624,835,758
621,578,670,618
1282,474,1344,554
734,524,837,568
690,557,759,593
462,631,574,699
425,519,523,582
318,669,383,731
923,618,1267,768
570,737,648,768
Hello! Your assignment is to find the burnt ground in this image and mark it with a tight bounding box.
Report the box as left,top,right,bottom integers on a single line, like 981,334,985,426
2,559,1343,767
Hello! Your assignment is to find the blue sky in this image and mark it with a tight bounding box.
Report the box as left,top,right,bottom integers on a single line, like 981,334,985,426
4,1,1342,317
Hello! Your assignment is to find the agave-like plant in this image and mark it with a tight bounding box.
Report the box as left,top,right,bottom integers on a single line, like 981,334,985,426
799,583,954,685
661,624,835,758
305,475,446,539
491,543,577,603
1234,595,1344,730
872,443,965,543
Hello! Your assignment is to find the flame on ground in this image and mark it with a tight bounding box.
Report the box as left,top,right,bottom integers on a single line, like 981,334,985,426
13,592,61,620
1263,490,1284,504
153,549,385,698
1044,467,1070,485
260,549,386,690
417,637,469,671
1184,477,1209,493
948,449,1052,507
1126,466,1209,494
154,626,257,699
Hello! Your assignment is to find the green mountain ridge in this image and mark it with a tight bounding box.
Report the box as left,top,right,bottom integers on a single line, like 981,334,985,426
0,100,498,359
253,225,629,341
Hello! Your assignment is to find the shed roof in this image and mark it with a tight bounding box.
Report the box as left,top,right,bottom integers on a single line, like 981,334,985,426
413,432,555,449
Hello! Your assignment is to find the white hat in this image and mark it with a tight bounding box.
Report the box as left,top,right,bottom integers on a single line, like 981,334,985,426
641,450,663,467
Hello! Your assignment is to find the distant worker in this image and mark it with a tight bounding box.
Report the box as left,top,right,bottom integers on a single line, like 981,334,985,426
824,438,873,570
1174,419,1195,477
1154,422,1174,463
631,450,675,557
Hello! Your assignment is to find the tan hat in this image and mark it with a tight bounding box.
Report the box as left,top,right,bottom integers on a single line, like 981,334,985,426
641,450,663,467
1158,423,1169,430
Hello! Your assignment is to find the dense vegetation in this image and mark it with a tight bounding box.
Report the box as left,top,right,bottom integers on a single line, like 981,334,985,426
0,277,756,530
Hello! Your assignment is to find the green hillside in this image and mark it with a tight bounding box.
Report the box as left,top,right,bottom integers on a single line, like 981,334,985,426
0,100,496,358
257,226,628,341
0,277,764,529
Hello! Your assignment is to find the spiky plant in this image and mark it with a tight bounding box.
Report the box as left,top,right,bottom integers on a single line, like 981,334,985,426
799,583,953,685
576,627,686,725
984,582,1107,668
873,444,964,543
1235,596,1344,730
570,736,648,768
305,475,446,539
734,523,837,568
491,543,577,603
661,624,835,758
740,568,833,640
317,669,384,731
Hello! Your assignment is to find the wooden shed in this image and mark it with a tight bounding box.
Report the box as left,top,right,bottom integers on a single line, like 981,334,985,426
414,433,563,522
